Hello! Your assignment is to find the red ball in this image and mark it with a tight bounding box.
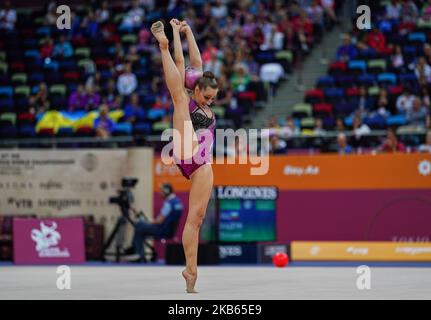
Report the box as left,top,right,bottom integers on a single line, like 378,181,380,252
272,252,289,267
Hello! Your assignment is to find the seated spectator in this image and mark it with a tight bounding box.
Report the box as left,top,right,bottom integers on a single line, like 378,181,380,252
121,0,145,28
313,118,326,135
29,82,50,114
415,56,431,85
406,98,429,128
366,27,392,55
213,74,233,109
386,0,401,20
95,1,110,23
374,88,391,118
420,86,431,108
418,130,431,153
45,1,57,26
269,135,287,154
117,63,137,96
355,86,373,117
40,37,54,59
378,128,406,153
280,116,300,138
85,71,102,93
126,45,140,64
94,104,116,139
351,114,371,148
396,87,416,114
204,51,223,78
211,0,228,20
306,0,324,40
68,85,87,111
321,0,338,24
102,79,119,109
401,0,418,23
85,85,101,111
81,10,99,38
337,34,357,62
391,45,405,73
335,117,346,132
337,132,353,154
231,63,251,93
0,0,16,30
53,35,74,58
123,93,145,123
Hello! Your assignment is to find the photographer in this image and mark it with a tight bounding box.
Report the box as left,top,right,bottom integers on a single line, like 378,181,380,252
126,183,183,262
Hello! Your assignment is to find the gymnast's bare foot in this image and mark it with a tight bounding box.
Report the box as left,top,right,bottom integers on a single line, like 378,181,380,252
150,21,168,50
182,269,198,294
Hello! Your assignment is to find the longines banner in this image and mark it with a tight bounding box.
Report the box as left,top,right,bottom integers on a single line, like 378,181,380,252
0,148,154,237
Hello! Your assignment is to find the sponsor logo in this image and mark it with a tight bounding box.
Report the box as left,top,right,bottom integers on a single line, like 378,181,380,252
418,160,431,176
395,247,431,255
346,246,369,255
40,181,63,190
31,221,70,258
219,246,242,259
80,153,98,172
283,165,319,176
7,197,33,209
217,186,278,200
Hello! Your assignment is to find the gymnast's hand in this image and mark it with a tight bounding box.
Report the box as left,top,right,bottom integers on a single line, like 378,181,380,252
170,18,181,32
180,20,192,35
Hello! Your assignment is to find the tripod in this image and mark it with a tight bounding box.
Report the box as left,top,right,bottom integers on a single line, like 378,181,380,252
103,205,135,263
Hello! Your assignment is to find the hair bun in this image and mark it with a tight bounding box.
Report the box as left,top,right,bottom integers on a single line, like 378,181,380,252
202,71,215,79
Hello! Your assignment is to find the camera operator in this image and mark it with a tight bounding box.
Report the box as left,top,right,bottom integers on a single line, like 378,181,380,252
125,183,184,262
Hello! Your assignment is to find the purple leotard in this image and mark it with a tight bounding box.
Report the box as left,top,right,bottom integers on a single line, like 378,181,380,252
175,98,216,180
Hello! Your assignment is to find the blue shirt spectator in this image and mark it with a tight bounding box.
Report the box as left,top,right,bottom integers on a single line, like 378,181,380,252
94,105,116,138
124,93,145,123
53,35,74,58
336,34,357,61
337,133,353,154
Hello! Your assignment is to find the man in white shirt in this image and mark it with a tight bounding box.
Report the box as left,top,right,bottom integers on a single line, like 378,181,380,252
396,88,416,114
117,63,138,96
0,1,16,30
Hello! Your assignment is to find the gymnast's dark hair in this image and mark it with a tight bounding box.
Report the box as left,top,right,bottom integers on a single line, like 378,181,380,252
196,71,218,90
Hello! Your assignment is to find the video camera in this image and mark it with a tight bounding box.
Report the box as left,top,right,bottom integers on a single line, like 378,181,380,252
109,177,138,211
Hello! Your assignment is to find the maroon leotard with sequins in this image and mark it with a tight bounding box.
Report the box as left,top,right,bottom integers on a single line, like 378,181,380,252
175,98,216,180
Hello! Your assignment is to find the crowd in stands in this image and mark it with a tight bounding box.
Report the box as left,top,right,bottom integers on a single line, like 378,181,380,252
267,0,431,154
0,0,342,144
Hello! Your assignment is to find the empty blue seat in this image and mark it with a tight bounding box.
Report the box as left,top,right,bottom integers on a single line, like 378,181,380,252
0,98,14,111
316,76,334,88
324,88,344,98
29,72,45,84
408,32,426,43
36,26,51,36
19,125,36,138
57,127,74,137
43,60,59,71
357,74,376,86
133,122,152,135
399,73,417,84
147,108,166,120
335,102,356,115
24,49,40,59
112,123,132,135
348,60,366,71
387,114,407,126
378,73,397,85
0,86,13,97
